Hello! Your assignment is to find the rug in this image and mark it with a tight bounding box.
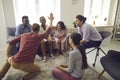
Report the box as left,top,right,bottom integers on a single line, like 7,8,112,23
2,55,108,80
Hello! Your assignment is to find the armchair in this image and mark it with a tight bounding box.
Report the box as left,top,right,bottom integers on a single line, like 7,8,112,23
97,50,120,80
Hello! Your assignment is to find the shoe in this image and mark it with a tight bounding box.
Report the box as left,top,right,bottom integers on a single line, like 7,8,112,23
51,54,55,59
16,76,24,80
43,56,47,62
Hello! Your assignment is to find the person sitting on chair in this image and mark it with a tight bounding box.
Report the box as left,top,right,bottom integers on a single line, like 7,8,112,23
75,15,102,49
52,32,88,80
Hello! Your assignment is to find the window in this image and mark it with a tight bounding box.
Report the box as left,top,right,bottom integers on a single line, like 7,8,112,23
84,0,111,25
13,0,60,25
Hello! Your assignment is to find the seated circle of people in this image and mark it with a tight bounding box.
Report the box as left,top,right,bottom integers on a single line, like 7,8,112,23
75,15,102,49
52,32,88,80
0,13,54,80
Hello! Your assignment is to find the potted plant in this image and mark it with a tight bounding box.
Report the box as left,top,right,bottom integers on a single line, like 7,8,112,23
73,21,77,28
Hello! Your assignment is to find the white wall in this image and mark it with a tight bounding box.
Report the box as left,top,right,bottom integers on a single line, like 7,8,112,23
61,0,84,28
2,0,16,27
0,0,7,50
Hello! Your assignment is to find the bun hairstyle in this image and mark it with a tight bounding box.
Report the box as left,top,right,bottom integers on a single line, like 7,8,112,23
76,15,87,23
70,32,88,69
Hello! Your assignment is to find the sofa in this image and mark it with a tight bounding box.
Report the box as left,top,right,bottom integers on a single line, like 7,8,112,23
7,27,18,55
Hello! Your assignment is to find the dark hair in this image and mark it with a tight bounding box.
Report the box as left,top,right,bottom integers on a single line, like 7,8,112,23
22,16,28,20
32,23,40,32
76,15,87,23
70,32,88,69
40,16,45,20
57,21,66,30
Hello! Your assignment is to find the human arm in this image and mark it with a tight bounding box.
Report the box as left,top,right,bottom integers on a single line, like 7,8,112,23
38,13,54,40
9,36,21,45
60,64,68,68
7,36,20,57
57,36,66,43
7,44,13,58
80,40,88,44
57,65,68,72
80,26,90,44
15,25,21,36
48,13,54,27
57,30,67,42
57,64,68,72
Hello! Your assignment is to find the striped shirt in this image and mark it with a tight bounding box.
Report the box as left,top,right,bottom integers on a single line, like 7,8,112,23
67,48,85,78
9,27,51,63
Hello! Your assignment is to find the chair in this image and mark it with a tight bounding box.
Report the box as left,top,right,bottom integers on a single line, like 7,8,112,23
97,50,120,80
87,31,112,66
7,27,16,37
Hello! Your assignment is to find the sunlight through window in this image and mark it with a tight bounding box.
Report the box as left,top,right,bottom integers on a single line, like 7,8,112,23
84,0,110,25
13,0,60,26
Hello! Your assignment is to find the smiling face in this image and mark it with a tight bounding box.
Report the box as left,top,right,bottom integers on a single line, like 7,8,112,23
22,18,29,27
56,23,61,31
40,16,46,24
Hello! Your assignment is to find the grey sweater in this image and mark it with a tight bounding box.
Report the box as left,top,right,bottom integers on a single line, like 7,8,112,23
67,48,85,78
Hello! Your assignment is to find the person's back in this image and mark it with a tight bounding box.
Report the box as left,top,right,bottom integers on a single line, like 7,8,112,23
12,32,43,63
68,48,85,78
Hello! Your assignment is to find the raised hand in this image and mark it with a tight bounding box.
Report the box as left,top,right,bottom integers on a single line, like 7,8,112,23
48,13,54,21
48,13,54,26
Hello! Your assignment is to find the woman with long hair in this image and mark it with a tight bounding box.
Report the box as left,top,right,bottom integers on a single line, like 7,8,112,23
53,21,67,55
52,32,88,80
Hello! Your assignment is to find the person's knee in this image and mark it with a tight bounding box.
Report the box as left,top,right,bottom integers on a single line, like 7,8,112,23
37,67,41,72
52,68,60,75
34,65,41,73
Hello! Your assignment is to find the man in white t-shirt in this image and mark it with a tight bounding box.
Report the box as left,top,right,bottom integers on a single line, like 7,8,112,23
38,16,54,62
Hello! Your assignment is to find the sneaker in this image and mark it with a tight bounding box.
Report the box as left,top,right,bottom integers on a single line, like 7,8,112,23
51,54,55,59
35,55,42,60
16,76,24,80
43,56,47,62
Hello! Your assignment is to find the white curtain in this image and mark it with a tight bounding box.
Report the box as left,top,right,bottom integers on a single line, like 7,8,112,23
13,0,60,26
